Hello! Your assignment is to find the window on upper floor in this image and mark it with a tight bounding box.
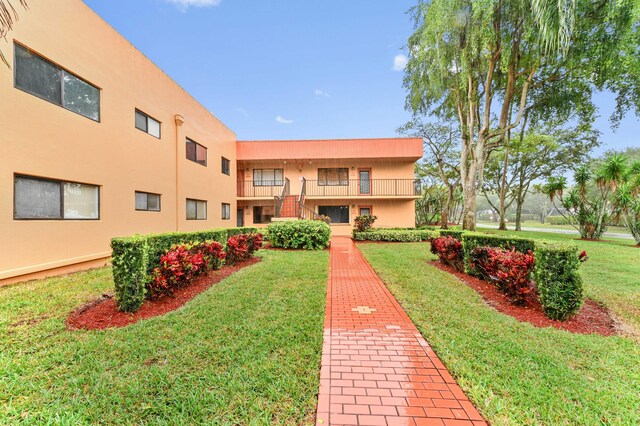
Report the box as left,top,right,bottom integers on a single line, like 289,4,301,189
186,198,207,220
14,174,99,220
186,138,207,166
221,203,231,220
135,110,161,138
253,169,284,186
14,43,100,121
221,157,231,175
318,168,349,186
135,191,161,212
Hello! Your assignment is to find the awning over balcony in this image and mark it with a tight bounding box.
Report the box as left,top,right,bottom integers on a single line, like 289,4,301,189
237,138,423,161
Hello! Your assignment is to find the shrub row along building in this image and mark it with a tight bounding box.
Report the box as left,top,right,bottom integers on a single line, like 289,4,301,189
0,0,423,285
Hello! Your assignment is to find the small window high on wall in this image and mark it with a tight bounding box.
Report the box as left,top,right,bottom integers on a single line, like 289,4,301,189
135,110,161,138
14,43,100,121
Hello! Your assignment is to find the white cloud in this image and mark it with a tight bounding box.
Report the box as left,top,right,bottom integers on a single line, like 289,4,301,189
314,89,330,98
392,54,408,71
165,0,221,11
276,116,293,124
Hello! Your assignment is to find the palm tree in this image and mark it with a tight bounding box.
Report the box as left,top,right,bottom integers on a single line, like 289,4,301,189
0,0,28,67
612,160,640,245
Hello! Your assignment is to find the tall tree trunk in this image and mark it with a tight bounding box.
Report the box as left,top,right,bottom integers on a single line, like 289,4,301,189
515,195,524,231
441,185,455,229
498,141,510,230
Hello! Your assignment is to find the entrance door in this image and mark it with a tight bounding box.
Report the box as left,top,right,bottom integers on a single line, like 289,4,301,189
358,169,371,195
237,208,244,227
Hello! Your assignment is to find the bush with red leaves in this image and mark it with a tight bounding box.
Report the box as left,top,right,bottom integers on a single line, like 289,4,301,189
470,246,535,305
430,236,464,272
226,233,263,265
149,244,206,298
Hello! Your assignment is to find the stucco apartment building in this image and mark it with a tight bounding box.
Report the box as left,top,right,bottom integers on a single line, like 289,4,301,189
0,0,422,284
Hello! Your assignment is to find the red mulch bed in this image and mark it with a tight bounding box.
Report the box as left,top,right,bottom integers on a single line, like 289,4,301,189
66,258,261,331
431,260,617,336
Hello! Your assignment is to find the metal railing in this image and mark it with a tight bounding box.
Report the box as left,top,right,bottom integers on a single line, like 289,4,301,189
273,178,290,218
237,180,285,198
304,179,421,197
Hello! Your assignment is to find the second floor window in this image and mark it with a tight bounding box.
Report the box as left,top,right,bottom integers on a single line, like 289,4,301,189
186,138,207,166
221,157,231,175
135,110,161,138
253,169,284,186
14,43,100,121
186,198,207,220
318,168,348,186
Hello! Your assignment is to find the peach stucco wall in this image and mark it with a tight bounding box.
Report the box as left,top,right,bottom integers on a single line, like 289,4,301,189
0,0,237,282
237,157,418,234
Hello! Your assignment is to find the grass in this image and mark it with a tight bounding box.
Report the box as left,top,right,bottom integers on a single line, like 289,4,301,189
477,220,631,236
0,249,328,425
358,242,640,425
477,226,640,332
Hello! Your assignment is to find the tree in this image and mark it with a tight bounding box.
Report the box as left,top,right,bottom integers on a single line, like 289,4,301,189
612,158,640,245
544,155,629,239
483,127,599,230
0,0,27,67
399,119,460,228
404,0,640,231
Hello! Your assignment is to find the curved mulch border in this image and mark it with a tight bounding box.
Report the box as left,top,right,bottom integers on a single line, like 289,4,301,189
430,260,618,336
66,257,261,331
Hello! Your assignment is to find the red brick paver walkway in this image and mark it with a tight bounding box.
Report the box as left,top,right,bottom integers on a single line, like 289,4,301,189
316,237,486,426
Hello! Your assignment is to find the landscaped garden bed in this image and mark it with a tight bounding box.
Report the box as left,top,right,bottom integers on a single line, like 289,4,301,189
67,257,260,330
430,260,616,335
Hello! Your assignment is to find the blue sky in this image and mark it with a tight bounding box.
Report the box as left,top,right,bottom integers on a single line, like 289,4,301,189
84,0,637,154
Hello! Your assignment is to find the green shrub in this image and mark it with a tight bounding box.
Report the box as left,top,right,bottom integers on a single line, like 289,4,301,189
111,227,258,312
354,214,377,232
546,216,571,225
267,220,331,250
353,229,436,242
438,229,464,240
533,242,583,320
111,236,149,313
461,232,535,276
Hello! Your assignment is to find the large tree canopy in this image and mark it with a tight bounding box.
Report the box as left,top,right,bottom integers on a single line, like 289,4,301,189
404,0,640,230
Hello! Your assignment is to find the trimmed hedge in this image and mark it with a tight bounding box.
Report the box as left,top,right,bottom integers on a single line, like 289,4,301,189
461,233,535,276
111,227,257,312
353,229,436,242
267,220,331,250
533,242,583,320
438,229,464,240
429,230,584,321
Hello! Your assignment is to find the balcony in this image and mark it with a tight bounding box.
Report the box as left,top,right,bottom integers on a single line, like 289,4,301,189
237,179,421,198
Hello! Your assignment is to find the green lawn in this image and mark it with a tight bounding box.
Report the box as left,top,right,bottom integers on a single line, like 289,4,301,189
478,220,632,236
358,242,640,426
477,226,640,332
0,250,328,425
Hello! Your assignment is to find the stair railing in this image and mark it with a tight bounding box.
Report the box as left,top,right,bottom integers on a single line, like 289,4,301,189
274,178,290,218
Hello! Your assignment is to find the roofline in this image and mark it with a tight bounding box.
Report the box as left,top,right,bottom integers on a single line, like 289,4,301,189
237,137,422,143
